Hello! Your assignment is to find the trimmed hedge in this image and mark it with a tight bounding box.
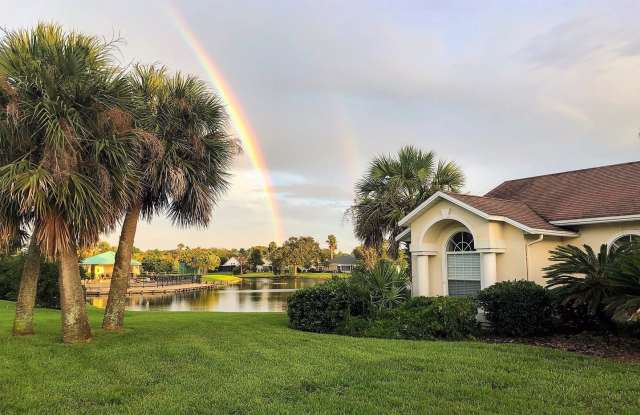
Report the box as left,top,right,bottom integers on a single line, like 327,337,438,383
477,280,552,337
340,296,478,340
287,279,370,333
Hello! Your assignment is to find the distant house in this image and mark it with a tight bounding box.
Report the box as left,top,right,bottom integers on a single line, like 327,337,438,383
328,255,357,273
80,251,142,279
256,259,272,272
219,257,240,272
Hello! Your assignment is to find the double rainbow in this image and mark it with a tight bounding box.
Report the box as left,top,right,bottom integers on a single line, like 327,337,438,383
166,5,285,243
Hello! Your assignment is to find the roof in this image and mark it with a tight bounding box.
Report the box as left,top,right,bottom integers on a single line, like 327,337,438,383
80,251,141,266
485,161,640,223
398,161,640,237
446,193,566,232
329,255,357,265
222,257,240,267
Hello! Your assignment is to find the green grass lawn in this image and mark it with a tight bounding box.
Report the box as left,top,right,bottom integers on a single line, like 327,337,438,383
201,274,242,284
1,300,639,414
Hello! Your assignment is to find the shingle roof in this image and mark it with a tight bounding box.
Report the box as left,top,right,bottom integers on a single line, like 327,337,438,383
445,193,566,231
329,255,357,265
485,161,640,222
80,251,141,266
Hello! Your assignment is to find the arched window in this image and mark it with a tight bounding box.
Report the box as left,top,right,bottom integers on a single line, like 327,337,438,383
446,231,480,297
610,233,640,252
447,231,475,252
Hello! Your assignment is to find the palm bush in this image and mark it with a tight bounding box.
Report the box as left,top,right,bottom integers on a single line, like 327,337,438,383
544,244,620,317
606,246,640,322
350,260,409,311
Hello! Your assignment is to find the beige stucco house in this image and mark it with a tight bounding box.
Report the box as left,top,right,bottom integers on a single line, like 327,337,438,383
397,162,640,297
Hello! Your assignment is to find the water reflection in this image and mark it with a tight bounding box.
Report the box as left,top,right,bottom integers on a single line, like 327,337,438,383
87,277,325,312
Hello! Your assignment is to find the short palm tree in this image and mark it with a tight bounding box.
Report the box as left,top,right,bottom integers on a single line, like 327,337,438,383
606,245,640,321
351,260,409,311
0,24,140,343
349,146,464,257
101,65,236,330
544,244,621,316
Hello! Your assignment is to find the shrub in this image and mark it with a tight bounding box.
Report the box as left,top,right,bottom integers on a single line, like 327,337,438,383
340,296,478,340
350,260,409,311
0,255,61,308
232,266,241,275
477,280,552,337
287,279,370,333
549,289,608,333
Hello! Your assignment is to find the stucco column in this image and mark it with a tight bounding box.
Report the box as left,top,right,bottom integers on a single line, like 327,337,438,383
413,254,430,297
480,252,497,289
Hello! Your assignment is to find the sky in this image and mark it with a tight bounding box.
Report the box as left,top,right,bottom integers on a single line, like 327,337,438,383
3,0,640,252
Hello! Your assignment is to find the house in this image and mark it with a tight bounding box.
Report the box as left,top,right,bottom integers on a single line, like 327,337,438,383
256,259,272,272
328,255,357,273
80,251,142,279
397,161,640,297
219,257,240,272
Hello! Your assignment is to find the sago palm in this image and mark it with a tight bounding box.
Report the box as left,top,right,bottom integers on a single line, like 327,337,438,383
0,24,140,343
102,65,236,330
350,146,464,257
606,245,640,321
544,244,621,316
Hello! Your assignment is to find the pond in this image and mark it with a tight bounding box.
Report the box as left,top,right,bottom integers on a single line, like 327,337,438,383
87,277,326,312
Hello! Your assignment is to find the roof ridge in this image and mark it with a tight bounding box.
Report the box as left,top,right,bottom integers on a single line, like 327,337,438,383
489,160,640,187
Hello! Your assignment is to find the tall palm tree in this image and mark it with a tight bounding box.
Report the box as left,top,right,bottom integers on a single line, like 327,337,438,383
349,146,465,257
102,65,236,330
326,234,337,260
0,24,140,343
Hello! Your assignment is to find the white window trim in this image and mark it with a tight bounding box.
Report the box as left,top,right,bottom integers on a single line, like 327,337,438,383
607,230,640,250
441,226,482,296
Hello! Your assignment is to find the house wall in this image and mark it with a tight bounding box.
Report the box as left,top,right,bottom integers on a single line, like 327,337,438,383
409,199,640,295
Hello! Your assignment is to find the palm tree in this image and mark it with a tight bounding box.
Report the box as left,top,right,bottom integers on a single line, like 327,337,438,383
101,65,236,330
326,234,337,260
0,24,139,343
544,244,621,316
351,260,409,311
349,146,464,257
605,244,640,321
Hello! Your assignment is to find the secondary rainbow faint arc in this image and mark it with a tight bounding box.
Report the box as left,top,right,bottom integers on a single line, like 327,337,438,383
166,5,285,243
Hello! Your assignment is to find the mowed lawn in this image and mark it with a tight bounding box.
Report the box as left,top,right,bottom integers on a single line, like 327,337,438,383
0,301,639,414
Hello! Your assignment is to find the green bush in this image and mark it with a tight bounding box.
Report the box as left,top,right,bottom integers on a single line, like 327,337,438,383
0,255,61,309
350,260,409,311
340,296,478,340
477,280,552,337
548,289,608,333
287,279,370,333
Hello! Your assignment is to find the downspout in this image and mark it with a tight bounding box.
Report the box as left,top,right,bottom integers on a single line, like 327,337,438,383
525,235,544,281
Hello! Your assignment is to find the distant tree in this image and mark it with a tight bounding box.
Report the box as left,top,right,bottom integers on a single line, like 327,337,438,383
326,235,337,260
238,248,249,274
249,246,266,271
141,250,174,273
281,236,321,276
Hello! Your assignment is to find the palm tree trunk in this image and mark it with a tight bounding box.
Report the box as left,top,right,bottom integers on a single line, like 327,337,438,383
102,204,141,331
58,246,92,343
12,238,41,336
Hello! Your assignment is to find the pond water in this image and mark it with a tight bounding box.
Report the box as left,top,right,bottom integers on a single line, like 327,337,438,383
87,277,325,312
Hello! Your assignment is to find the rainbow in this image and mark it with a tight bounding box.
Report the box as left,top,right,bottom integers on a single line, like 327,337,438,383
165,5,285,243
